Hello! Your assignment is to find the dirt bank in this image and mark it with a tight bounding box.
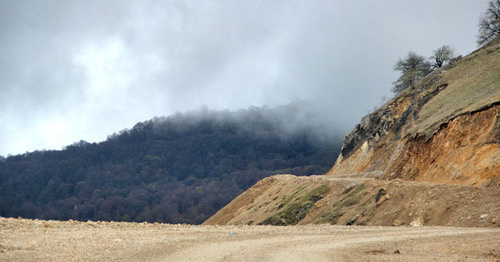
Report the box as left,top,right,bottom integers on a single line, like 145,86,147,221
204,175,500,227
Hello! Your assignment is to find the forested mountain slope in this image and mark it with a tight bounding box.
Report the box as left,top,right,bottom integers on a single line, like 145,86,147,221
0,103,342,224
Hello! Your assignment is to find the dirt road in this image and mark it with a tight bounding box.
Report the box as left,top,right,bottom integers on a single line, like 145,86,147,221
1,217,499,261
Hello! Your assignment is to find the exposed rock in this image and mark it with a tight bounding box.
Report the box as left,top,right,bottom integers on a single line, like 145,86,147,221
328,37,500,187
410,218,424,227
346,216,359,226
393,219,403,226
375,189,387,203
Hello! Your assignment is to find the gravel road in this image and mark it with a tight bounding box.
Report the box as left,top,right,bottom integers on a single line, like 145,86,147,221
1,217,499,261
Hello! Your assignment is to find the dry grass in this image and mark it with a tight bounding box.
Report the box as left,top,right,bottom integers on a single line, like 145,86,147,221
409,40,500,139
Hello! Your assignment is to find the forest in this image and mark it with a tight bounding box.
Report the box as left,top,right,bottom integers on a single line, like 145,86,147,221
0,103,342,224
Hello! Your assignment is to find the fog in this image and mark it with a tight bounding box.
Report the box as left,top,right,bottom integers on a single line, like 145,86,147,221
0,0,489,156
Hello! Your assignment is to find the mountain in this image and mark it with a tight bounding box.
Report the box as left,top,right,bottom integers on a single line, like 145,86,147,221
204,37,500,227
0,103,342,224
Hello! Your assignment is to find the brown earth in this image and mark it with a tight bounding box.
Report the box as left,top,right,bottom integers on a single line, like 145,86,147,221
329,105,500,186
1,217,499,262
204,175,500,227
384,105,499,185
328,105,499,186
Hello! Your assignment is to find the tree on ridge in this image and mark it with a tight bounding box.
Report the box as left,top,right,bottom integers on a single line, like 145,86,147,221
430,45,455,68
478,0,500,46
392,51,432,93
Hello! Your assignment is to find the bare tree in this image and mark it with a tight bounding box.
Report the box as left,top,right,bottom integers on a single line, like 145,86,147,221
430,45,455,68
392,51,432,93
478,0,500,46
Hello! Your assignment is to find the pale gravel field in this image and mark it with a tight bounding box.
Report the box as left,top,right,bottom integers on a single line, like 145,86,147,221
1,217,499,261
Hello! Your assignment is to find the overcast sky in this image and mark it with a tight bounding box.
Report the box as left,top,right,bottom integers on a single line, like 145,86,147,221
0,0,489,156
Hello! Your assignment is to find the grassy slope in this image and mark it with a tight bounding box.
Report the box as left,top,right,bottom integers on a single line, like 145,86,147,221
409,38,500,139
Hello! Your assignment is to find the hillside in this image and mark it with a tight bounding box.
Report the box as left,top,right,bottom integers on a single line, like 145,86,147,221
328,36,500,185
0,103,342,224
205,37,500,227
204,175,499,227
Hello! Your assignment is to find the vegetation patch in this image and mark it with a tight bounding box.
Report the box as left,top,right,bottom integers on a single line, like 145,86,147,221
276,184,309,210
316,210,344,225
357,209,376,225
336,184,366,208
316,184,367,225
259,184,330,226
342,185,357,195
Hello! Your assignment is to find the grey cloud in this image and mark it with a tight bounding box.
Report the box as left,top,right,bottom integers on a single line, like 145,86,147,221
0,0,490,155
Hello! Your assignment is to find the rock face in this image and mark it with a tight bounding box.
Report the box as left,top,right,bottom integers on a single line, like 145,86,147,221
328,37,500,186
205,37,500,227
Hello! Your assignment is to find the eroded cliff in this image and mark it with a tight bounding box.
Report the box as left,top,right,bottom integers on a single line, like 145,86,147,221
328,37,500,186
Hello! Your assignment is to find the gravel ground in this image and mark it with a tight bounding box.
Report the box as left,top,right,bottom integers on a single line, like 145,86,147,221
1,217,499,261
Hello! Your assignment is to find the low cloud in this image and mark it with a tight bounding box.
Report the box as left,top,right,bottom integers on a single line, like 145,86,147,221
0,0,489,155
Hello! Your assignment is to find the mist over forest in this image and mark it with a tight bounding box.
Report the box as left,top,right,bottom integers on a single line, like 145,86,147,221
0,102,342,224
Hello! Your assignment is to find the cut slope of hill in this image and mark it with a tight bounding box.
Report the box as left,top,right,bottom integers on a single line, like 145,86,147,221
0,103,342,224
328,36,500,185
205,37,499,227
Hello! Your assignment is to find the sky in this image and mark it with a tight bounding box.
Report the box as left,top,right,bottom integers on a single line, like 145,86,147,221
0,0,490,156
